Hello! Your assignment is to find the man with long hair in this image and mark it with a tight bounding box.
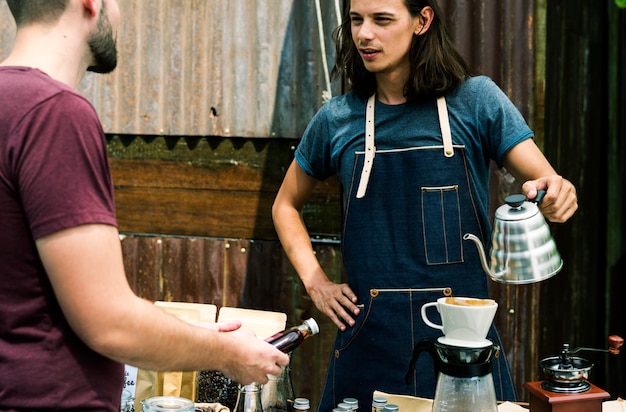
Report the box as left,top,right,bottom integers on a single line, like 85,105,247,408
273,0,578,410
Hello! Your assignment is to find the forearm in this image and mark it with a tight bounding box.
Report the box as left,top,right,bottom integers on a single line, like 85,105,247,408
95,297,239,371
272,200,329,291
502,139,558,182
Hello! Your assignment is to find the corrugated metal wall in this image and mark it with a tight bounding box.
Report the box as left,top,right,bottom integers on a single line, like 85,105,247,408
0,0,342,137
0,0,536,139
81,0,341,137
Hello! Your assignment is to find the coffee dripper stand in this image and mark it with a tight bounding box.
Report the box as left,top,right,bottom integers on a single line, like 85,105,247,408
524,335,624,412
406,337,501,412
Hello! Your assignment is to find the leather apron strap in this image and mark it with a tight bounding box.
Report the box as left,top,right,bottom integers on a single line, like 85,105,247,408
356,95,454,199
436,96,455,157
356,94,377,198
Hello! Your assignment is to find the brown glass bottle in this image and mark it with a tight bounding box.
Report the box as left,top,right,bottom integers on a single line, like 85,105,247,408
265,318,319,353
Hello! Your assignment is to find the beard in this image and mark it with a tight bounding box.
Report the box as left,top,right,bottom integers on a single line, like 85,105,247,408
87,5,118,74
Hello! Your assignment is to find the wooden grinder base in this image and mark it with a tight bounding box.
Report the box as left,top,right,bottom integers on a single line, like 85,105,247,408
524,381,610,412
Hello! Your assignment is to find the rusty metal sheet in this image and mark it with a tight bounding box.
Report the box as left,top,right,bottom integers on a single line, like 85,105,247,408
120,235,163,301
0,1,535,137
0,0,342,137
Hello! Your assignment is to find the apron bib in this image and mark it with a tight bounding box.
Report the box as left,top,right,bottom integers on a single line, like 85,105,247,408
317,96,517,411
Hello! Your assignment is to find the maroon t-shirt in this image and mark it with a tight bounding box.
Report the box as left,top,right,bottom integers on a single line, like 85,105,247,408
0,67,123,411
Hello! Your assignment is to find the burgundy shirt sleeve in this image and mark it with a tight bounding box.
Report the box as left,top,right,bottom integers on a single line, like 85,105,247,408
11,90,117,239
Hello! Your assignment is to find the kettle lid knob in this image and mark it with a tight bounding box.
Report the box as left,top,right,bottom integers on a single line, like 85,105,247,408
504,194,526,208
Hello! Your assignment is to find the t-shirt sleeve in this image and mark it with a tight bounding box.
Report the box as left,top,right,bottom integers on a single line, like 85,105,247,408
13,91,117,239
294,103,335,181
474,77,534,167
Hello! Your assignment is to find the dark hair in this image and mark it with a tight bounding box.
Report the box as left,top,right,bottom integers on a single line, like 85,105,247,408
331,0,472,100
6,0,69,27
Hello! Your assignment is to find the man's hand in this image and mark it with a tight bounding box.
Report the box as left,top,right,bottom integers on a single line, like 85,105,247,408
218,328,290,385
522,175,578,223
307,279,360,331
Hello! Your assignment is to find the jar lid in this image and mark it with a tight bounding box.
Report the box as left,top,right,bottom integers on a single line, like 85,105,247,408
141,396,194,412
372,396,388,406
343,397,358,407
294,397,310,410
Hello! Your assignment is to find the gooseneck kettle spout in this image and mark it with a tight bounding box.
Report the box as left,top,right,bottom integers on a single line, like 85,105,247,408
463,233,505,281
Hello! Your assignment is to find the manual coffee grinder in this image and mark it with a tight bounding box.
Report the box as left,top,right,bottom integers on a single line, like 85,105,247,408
524,335,624,412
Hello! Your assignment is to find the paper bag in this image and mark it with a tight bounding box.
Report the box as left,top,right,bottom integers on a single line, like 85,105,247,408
132,302,218,411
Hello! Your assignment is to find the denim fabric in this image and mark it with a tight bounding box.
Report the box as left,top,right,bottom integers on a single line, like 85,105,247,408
317,145,517,411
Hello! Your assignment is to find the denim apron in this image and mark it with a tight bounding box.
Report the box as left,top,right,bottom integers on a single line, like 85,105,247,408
317,96,517,411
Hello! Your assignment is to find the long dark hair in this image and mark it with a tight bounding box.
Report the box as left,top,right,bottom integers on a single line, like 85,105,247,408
331,0,472,100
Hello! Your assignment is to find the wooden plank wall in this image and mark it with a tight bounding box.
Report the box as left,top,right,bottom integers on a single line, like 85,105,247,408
108,135,342,240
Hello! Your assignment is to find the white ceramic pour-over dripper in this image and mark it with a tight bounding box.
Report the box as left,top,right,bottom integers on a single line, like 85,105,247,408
421,297,497,348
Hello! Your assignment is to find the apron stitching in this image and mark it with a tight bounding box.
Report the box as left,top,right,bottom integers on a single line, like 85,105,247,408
460,150,488,244
439,190,450,262
409,289,417,393
354,144,465,155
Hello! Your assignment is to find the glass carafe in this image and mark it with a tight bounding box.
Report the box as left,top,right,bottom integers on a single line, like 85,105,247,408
432,372,497,412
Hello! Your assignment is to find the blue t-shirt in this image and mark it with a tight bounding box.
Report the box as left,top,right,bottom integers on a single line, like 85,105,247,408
295,76,533,217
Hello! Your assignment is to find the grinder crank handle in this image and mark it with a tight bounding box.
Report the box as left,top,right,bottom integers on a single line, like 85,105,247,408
608,335,624,355
569,335,624,355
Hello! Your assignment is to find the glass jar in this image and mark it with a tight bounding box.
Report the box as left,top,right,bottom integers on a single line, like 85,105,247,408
234,383,263,412
342,397,358,410
371,396,387,412
141,396,194,412
195,370,239,410
121,389,135,412
261,358,295,412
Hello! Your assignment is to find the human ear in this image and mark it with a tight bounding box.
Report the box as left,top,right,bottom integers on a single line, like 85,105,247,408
82,0,98,18
415,6,435,35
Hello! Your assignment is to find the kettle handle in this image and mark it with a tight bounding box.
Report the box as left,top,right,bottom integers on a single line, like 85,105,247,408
405,339,440,386
506,190,546,208
530,189,546,204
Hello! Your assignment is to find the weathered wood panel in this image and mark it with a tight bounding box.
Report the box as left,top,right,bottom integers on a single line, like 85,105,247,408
108,136,342,240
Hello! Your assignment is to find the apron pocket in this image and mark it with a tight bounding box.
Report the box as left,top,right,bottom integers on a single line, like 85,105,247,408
421,185,463,265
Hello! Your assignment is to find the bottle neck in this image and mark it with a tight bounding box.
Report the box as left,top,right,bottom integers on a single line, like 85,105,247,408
297,324,312,338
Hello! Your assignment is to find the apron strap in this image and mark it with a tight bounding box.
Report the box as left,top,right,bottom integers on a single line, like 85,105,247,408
356,94,377,198
436,96,455,158
357,95,452,198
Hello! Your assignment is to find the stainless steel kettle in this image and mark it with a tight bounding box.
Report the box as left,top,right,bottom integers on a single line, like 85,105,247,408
463,191,563,284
